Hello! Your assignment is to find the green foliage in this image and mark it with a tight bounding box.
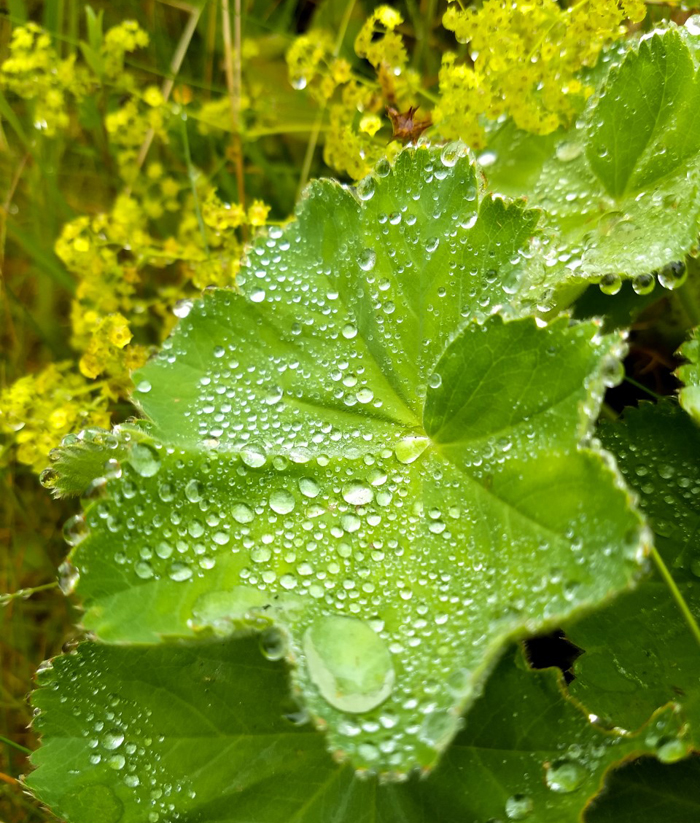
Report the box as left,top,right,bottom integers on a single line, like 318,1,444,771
3,3,700,823
40,146,648,779
27,639,681,823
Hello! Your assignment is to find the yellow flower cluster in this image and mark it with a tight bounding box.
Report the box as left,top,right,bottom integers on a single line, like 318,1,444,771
0,363,110,472
354,6,408,71
102,20,150,78
0,20,151,137
438,0,646,144
286,7,419,179
0,23,86,134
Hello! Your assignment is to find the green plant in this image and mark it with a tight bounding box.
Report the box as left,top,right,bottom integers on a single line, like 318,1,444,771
4,3,700,822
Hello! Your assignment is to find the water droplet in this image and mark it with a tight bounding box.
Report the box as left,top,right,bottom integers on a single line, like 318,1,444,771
657,736,688,763
303,615,395,713
260,627,287,660
657,260,687,290
63,514,88,547
107,754,126,770
169,562,193,582
232,502,255,524
240,443,266,468
185,479,203,503
129,443,161,477
39,468,58,490
298,477,320,498
545,758,587,793
632,273,655,295
505,794,533,820
440,141,463,167
600,356,624,388
58,561,79,595
270,490,295,514
428,373,442,389
103,731,124,750
555,141,583,162
394,434,430,464
359,248,376,272
135,379,152,394
356,176,376,201
342,481,373,506
599,273,622,295
342,323,358,339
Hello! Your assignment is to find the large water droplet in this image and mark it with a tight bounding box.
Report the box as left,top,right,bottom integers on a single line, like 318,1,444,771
657,260,687,290
505,794,533,820
129,443,161,477
342,481,373,506
394,434,430,464
270,489,295,514
545,758,587,793
303,615,395,713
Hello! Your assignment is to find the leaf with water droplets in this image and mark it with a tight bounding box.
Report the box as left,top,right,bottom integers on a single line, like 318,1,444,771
487,25,700,294
48,145,646,775
27,638,679,823
565,402,700,751
678,330,700,423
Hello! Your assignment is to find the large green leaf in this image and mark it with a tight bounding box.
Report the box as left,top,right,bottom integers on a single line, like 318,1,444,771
486,24,700,292
26,638,681,823
586,756,700,823
50,146,647,774
566,402,700,743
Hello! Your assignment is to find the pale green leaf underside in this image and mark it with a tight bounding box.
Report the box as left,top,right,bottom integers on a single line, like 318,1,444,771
566,402,700,745
27,639,680,823
487,25,700,288
58,146,646,774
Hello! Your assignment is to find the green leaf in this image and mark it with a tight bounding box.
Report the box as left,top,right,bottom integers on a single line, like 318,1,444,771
53,146,647,774
586,756,700,823
27,638,680,823
487,25,700,290
566,402,700,746
678,330,700,422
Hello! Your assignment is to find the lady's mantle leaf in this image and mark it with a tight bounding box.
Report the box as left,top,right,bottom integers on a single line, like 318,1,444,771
678,330,700,423
486,24,700,289
27,639,680,823
567,402,700,750
53,146,646,774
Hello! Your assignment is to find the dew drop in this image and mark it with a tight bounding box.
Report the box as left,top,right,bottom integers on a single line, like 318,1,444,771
303,615,395,713
657,260,687,290
632,273,655,295
240,443,266,468
298,477,320,498
599,273,622,296
260,627,287,661
359,248,376,272
129,443,161,477
545,758,587,793
505,794,533,820
232,502,255,524
394,434,430,464
342,481,373,506
270,489,296,514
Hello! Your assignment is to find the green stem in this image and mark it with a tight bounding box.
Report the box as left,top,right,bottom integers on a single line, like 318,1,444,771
624,376,662,400
651,546,700,649
180,113,210,257
0,582,59,606
296,0,357,198
0,734,31,756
